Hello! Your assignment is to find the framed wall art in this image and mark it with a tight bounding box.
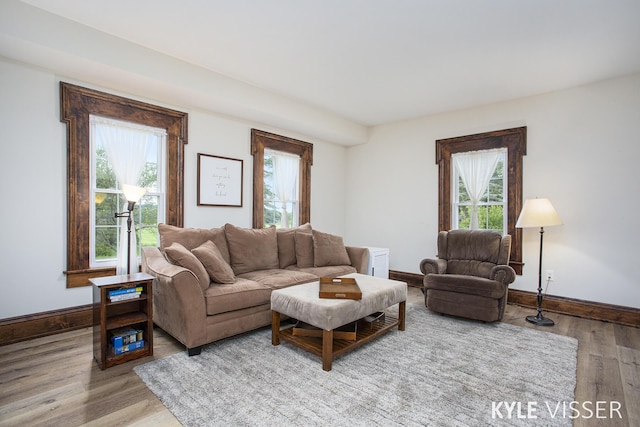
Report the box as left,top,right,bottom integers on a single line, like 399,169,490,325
197,153,243,207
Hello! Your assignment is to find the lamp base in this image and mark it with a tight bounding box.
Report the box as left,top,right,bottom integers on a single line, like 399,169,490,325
526,313,555,326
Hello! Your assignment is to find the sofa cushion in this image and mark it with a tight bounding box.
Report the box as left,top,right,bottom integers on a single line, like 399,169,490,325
294,229,314,268
158,223,230,264
285,264,357,278
164,242,210,291
237,268,318,289
191,241,236,284
276,223,312,268
312,230,351,267
224,223,279,274
203,278,272,316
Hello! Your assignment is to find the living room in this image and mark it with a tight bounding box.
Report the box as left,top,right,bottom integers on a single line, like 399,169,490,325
1,1,639,425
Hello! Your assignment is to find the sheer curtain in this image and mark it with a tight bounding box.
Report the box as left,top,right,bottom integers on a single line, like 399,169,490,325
92,116,155,274
268,149,299,228
453,149,501,229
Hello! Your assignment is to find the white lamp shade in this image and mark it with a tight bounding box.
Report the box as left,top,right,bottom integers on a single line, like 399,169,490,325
516,198,563,228
122,184,147,203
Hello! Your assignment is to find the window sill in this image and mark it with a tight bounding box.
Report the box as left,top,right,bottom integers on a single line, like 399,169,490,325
64,267,116,288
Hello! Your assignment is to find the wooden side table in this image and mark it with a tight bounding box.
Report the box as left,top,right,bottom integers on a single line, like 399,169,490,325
90,272,154,370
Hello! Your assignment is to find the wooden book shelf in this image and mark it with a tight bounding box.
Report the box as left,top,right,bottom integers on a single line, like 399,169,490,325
90,273,154,370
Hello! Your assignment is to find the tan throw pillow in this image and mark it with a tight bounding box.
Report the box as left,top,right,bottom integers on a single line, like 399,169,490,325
277,223,312,268
164,242,210,290
224,224,279,274
313,230,351,267
294,229,314,268
192,241,236,284
158,224,230,264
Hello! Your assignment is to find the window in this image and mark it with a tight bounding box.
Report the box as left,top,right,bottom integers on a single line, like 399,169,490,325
452,148,506,232
61,82,187,287
263,149,300,228
90,116,166,268
436,128,526,274
251,129,312,229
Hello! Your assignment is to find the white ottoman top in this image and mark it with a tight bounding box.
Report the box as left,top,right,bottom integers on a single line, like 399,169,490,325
271,273,407,331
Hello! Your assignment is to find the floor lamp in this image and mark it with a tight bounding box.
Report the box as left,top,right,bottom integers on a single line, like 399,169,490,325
115,184,147,275
515,198,563,326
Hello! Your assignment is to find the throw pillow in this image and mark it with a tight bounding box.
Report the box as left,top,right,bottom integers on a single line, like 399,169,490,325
277,223,312,268
313,230,351,267
294,229,314,268
224,224,280,274
191,241,236,284
164,242,210,290
158,223,230,263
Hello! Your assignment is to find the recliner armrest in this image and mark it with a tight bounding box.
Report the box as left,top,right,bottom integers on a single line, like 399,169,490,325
489,264,516,285
420,258,447,275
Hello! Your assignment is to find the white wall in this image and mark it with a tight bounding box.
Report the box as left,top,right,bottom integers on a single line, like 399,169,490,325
0,59,74,318
185,110,349,235
345,73,640,308
0,58,349,318
0,0,368,147
2,59,639,320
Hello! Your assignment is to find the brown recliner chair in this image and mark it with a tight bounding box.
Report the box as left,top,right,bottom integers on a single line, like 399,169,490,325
420,229,516,322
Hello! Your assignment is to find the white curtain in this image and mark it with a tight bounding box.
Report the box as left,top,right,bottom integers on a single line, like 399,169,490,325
92,116,155,274
268,149,299,228
453,149,501,229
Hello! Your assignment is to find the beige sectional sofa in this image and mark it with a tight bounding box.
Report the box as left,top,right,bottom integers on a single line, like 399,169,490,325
141,223,369,355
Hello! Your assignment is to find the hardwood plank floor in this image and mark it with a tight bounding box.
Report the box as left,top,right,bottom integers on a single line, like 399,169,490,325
0,287,637,426
499,290,639,427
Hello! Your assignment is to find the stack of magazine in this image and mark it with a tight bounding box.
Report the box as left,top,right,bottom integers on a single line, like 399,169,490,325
108,286,143,302
109,326,145,355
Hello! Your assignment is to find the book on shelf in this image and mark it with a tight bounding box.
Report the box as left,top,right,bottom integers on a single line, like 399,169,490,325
111,339,145,355
109,292,141,302
108,286,143,298
109,327,144,347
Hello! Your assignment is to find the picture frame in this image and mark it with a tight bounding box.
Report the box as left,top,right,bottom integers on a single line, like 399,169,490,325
197,153,243,207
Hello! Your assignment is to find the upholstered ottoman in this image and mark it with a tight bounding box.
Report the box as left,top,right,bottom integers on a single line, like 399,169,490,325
271,273,407,371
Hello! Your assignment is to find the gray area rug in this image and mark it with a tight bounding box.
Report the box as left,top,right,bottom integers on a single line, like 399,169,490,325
134,304,577,426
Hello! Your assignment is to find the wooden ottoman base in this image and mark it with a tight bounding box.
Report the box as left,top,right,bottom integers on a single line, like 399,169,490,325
272,301,405,371
270,273,408,371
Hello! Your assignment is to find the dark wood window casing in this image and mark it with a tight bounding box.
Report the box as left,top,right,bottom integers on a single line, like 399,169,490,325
61,82,188,287
251,129,313,229
436,127,526,274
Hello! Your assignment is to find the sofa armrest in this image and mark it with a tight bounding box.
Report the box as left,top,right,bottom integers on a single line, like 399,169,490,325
346,246,369,274
420,258,447,275
490,264,516,285
141,247,207,349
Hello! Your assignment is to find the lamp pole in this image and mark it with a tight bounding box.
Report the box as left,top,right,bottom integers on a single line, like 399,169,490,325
516,197,562,327
115,184,147,276
525,226,554,326
116,200,137,275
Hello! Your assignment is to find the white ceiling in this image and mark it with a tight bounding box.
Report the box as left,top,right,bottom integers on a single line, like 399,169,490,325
18,0,640,126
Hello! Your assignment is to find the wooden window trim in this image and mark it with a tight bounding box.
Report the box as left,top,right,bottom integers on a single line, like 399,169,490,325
436,127,526,274
251,129,313,229
60,82,188,287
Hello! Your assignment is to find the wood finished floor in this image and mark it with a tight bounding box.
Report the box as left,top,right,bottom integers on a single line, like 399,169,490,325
0,287,638,426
